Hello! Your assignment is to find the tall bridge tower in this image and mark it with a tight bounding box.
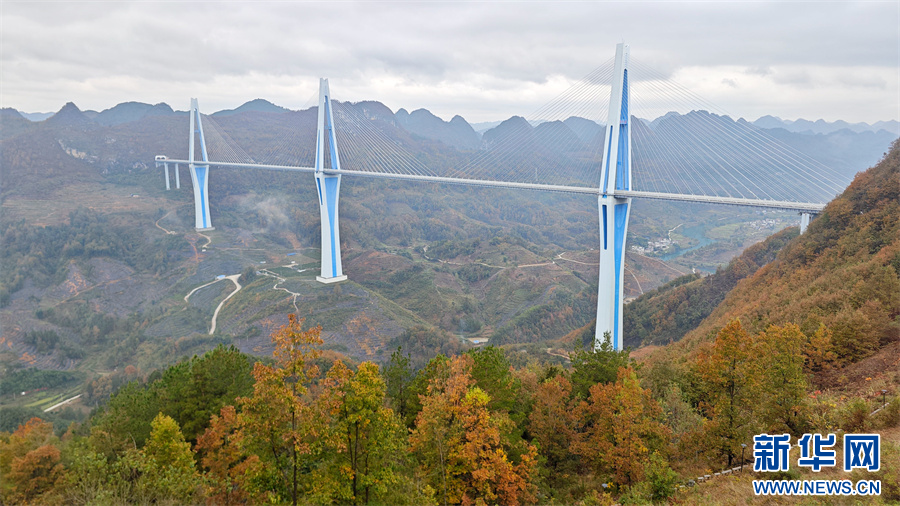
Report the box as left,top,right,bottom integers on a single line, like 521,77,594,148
315,78,347,283
596,43,632,351
189,98,214,231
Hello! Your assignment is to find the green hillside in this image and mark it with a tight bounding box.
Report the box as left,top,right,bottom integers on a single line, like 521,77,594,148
674,139,899,365
624,226,798,348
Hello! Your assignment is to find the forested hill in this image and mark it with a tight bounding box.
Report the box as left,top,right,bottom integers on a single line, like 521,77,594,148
623,226,798,348
671,139,899,365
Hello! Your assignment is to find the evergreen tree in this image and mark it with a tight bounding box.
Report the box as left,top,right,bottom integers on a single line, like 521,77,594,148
135,413,201,503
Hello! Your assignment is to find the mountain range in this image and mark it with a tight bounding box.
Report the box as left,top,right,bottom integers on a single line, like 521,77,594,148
16,101,897,133
7,99,897,166
752,115,899,136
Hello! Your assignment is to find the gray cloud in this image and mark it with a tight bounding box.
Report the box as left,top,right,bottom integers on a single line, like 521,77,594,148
2,1,897,123
773,69,814,87
745,66,772,77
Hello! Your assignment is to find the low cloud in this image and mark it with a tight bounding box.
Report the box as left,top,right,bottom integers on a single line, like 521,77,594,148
239,195,290,231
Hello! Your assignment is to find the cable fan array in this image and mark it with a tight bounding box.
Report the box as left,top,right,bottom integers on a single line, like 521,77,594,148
627,58,849,204
442,58,614,187
193,53,850,206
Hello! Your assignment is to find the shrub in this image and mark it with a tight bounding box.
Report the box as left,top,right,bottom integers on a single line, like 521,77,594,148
875,397,900,429
645,452,679,502
841,398,870,432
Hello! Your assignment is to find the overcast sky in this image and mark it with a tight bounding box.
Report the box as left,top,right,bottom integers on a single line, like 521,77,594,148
2,1,898,124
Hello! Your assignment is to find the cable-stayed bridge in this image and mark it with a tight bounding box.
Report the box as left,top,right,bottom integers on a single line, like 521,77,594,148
154,44,848,350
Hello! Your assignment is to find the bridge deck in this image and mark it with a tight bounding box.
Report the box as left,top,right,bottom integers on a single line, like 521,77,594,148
157,158,827,213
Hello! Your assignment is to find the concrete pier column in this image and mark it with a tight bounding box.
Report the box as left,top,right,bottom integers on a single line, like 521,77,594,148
800,212,811,234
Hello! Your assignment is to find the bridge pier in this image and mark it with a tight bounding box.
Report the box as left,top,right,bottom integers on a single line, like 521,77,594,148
597,196,632,350
799,212,811,234
595,43,632,351
174,163,181,189
315,78,347,284
164,162,170,190
189,98,214,231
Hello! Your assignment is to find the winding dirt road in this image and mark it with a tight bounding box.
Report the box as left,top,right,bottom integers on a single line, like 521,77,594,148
209,275,241,334
183,274,244,334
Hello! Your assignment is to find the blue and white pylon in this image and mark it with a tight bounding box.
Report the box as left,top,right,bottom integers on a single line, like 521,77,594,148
315,78,348,284
596,43,632,351
189,98,213,231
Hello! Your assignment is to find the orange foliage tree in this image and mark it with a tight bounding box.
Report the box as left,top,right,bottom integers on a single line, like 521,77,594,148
572,367,670,486
0,418,62,504
411,355,537,506
195,405,263,505
528,374,578,483
237,314,323,506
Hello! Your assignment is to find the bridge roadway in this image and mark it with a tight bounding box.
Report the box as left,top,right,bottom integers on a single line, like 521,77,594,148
158,158,827,213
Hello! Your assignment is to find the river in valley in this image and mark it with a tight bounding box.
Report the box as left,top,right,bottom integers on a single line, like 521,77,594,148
659,223,715,263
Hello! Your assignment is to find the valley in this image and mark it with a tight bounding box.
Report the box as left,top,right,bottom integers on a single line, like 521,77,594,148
0,98,896,505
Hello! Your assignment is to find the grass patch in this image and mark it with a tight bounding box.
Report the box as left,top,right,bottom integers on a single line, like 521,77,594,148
266,266,305,277
302,307,361,330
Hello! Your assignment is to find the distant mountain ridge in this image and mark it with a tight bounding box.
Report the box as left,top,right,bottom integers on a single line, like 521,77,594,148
45,102,95,128
93,102,177,126
643,111,896,178
13,100,897,137
212,98,290,117
18,111,54,122
4,100,895,182
752,115,899,136
395,108,480,150
0,108,35,140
